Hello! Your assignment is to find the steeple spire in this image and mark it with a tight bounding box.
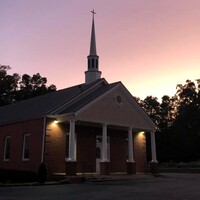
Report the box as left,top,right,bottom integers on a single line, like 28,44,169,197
85,10,101,84
89,10,97,55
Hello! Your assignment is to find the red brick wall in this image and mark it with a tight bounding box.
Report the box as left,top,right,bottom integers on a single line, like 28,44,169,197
0,118,44,173
0,119,147,175
134,132,147,173
109,130,127,172
76,126,96,173
44,124,98,174
44,119,67,174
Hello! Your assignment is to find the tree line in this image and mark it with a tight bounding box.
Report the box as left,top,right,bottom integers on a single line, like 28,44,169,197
1,65,200,163
0,65,56,106
138,79,200,163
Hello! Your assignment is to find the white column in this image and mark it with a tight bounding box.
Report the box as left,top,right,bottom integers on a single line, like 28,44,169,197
150,131,158,163
102,124,109,162
128,128,135,162
68,120,76,161
74,131,77,161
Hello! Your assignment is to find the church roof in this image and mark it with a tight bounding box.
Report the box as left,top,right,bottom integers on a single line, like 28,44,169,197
0,78,156,131
0,79,112,125
59,81,118,114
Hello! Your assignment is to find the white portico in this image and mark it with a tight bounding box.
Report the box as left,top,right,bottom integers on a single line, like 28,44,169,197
51,76,158,175
48,10,158,176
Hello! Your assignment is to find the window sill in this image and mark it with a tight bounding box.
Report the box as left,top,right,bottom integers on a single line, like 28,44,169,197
22,158,29,161
3,159,10,162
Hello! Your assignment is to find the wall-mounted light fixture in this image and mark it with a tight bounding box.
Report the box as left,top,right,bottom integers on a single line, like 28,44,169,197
139,131,145,137
53,120,59,124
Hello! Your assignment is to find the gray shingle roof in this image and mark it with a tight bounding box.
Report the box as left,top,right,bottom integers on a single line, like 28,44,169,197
0,79,109,125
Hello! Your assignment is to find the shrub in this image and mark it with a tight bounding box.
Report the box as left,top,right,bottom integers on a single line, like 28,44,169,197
37,162,48,184
0,168,7,183
0,168,37,183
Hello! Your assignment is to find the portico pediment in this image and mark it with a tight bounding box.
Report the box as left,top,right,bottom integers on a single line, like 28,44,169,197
75,83,156,132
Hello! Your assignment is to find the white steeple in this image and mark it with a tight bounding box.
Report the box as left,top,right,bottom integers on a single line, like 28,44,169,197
85,10,101,84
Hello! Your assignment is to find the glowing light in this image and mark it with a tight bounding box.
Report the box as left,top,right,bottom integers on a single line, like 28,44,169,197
138,131,145,139
139,131,145,135
53,120,59,124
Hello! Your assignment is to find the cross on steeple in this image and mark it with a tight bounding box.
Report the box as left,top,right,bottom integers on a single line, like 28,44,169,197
91,9,96,17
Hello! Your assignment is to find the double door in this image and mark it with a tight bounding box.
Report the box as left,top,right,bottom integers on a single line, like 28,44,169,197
96,136,110,172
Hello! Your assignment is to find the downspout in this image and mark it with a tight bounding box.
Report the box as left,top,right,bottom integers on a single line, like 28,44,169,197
41,116,46,163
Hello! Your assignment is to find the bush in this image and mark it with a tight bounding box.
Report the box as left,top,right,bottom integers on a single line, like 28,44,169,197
37,162,48,184
0,168,37,183
0,168,7,183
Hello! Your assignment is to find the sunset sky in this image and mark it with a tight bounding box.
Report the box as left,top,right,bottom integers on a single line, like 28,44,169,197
1,0,200,100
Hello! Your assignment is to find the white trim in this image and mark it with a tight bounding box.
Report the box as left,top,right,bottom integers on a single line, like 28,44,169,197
118,84,157,131
74,119,153,133
150,131,158,163
65,131,77,161
66,120,77,162
22,133,30,161
41,117,46,162
3,136,11,161
102,124,109,162
65,132,69,161
127,128,135,163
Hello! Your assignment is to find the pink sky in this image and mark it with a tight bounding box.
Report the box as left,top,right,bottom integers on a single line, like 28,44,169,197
1,0,200,100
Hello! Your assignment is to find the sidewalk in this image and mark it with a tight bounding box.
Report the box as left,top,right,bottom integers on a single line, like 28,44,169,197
66,172,155,183
0,173,155,186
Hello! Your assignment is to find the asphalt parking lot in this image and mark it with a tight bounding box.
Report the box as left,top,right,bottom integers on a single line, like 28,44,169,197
0,173,200,200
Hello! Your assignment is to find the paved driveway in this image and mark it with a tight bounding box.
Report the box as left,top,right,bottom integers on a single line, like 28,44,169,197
0,173,200,200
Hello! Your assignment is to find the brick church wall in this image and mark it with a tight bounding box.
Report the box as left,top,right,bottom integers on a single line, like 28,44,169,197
0,118,44,173
134,132,147,173
109,130,127,172
44,119,67,174
76,126,96,173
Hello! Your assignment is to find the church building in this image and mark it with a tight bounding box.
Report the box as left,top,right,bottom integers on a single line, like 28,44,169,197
0,12,158,178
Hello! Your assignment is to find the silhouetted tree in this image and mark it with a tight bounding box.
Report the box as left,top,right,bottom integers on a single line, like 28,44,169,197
16,73,56,101
0,65,20,106
137,79,200,162
156,95,174,162
170,80,200,161
0,65,56,106
140,96,161,127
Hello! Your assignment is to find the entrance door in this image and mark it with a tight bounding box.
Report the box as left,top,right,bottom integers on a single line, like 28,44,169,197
96,136,110,173
96,143,102,173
